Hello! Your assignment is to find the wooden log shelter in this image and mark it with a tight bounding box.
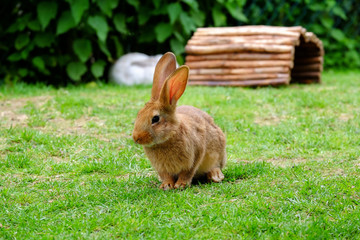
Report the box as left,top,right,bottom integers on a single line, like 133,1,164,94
185,26,324,87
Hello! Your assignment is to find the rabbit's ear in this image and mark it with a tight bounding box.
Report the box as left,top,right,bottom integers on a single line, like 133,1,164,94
159,65,189,107
151,52,176,100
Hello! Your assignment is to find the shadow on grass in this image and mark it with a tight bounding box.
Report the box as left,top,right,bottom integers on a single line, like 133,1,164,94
117,161,273,197
223,161,271,183
191,161,272,186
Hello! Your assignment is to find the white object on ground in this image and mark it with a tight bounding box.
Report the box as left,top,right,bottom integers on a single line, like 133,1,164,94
110,53,165,86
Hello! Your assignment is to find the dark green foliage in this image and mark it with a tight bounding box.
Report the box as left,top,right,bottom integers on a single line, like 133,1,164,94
0,0,359,85
242,0,360,69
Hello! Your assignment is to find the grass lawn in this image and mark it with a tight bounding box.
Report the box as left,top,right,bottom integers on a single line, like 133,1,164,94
1,70,360,239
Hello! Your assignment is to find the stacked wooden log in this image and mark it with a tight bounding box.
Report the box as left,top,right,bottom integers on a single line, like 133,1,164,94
185,26,324,87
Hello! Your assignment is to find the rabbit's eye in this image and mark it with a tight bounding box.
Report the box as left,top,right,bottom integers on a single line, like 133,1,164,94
151,115,160,124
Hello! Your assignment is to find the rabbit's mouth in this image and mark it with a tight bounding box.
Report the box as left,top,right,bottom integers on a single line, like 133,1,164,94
133,131,153,145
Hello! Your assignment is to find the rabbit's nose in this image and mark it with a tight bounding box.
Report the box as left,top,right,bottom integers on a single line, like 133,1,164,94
132,133,140,144
132,131,151,145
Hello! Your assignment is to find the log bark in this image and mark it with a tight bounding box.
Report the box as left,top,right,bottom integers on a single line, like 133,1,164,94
190,73,289,80
185,44,294,55
186,60,293,69
302,32,324,46
185,26,323,86
187,37,298,46
298,42,319,48
186,53,293,61
190,35,299,41
189,66,290,75
195,25,305,32
194,26,303,38
188,78,290,86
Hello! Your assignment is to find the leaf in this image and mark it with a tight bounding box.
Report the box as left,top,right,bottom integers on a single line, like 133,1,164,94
225,2,248,22
15,34,30,50
126,0,140,10
345,50,360,67
88,15,109,42
138,8,151,25
33,56,50,75
7,14,31,33
66,62,87,81
32,56,46,71
154,23,173,43
308,3,326,11
152,5,168,15
73,39,92,62
332,6,347,20
174,31,185,42
176,55,184,65
98,40,111,58
37,1,58,29
182,0,199,11
19,69,29,77
152,0,161,8
179,12,196,35
212,7,227,26
320,16,333,30
113,14,128,34
66,0,89,24
91,60,106,78
8,52,22,62
190,10,205,26
170,38,185,55
96,0,119,17
265,1,274,12
17,41,35,60
167,3,182,24
56,11,76,35
7,22,21,33
111,36,124,58
309,24,325,35
27,20,42,31
330,29,345,42
34,33,55,48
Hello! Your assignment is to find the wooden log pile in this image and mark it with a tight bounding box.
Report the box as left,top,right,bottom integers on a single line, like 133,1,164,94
185,26,324,87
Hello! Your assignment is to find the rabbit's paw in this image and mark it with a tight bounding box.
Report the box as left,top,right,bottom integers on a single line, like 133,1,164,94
174,179,190,189
207,168,224,183
160,180,174,190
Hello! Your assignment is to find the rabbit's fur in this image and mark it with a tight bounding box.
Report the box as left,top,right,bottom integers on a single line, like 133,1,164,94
132,52,226,190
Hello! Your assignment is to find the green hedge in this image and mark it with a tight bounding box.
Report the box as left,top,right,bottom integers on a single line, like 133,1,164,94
1,0,359,85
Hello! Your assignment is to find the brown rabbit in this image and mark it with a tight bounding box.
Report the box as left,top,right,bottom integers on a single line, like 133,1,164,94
132,52,226,190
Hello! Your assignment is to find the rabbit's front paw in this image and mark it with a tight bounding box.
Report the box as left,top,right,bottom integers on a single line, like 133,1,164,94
174,179,190,189
160,180,174,190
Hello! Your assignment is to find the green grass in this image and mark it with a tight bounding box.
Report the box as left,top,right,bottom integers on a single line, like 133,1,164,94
1,70,360,239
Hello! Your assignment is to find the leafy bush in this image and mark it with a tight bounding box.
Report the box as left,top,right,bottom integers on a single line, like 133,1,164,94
242,0,360,69
0,0,359,85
